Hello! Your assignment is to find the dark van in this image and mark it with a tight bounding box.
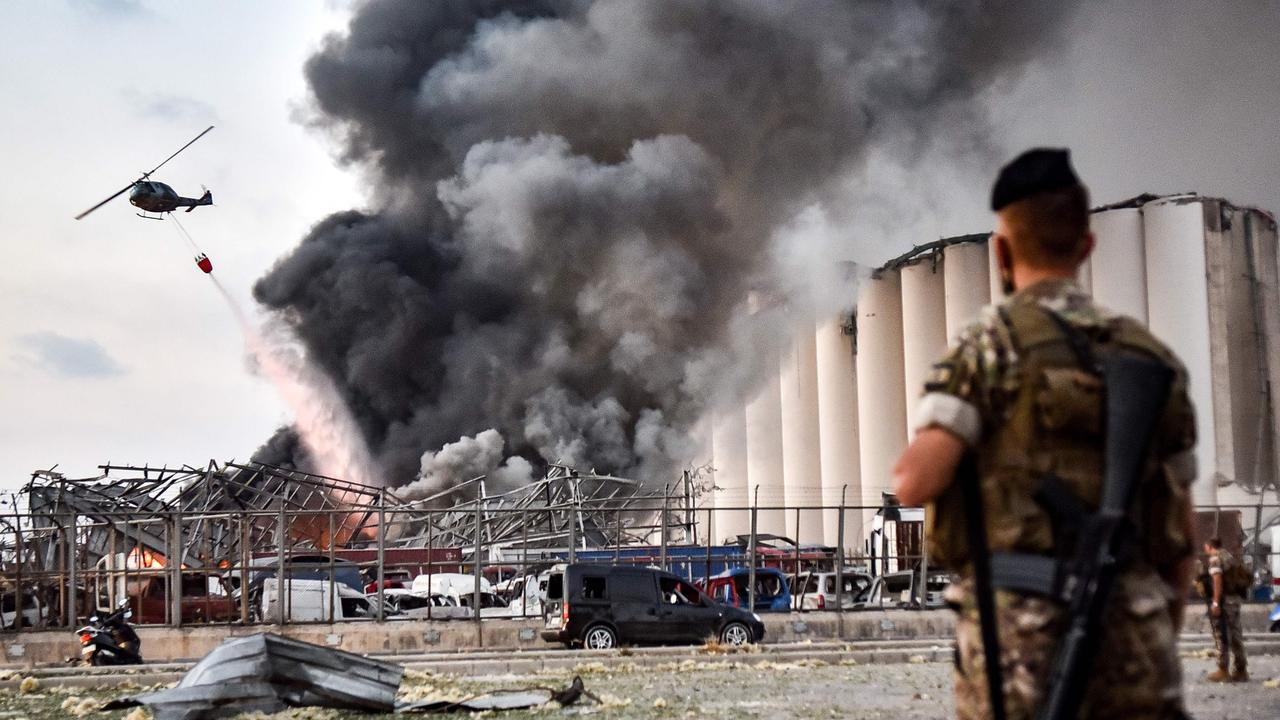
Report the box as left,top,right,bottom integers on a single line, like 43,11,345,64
541,564,765,650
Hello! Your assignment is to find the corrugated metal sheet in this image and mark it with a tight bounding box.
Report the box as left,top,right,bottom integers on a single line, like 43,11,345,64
109,633,402,719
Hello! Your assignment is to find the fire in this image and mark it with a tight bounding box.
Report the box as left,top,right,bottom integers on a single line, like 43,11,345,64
128,547,166,569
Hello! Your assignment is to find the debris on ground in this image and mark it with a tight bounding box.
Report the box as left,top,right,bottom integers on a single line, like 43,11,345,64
103,633,594,718
399,676,589,714
104,633,401,719
16,678,38,695
57,696,99,717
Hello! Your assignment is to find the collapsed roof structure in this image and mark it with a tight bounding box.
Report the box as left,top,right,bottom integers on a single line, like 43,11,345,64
0,461,702,577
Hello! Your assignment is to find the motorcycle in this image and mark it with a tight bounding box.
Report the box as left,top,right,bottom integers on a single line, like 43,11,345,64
77,608,142,666
1269,601,1280,633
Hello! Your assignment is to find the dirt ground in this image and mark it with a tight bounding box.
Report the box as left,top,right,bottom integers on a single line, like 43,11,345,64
1,655,1278,719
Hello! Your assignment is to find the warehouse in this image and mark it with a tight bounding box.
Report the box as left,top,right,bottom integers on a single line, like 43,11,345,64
706,194,1280,549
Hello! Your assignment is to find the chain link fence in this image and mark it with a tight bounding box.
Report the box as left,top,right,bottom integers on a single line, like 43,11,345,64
3,498,1274,632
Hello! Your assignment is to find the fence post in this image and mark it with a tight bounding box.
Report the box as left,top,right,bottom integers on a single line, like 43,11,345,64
426,511,434,621
170,511,183,628
520,509,529,618
836,485,846,616
919,510,929,610
614,507,622,564
748,487,758,612
13,515,24,630
473,488,483,627
1254,502,1264,569
106,524,117,613
660,484,669,574
328,511,337,623
793,506,801,596
378,490,387,623
704,507,713,583
66,514,77,628
276,502,286,625
239,517,250,624
567,504,577,565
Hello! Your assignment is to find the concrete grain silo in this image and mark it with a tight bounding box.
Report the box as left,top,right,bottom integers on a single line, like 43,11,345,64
780,322,826,544
746,369,787,534
815,316,861,547
702,193,1280,551
854,272,907,523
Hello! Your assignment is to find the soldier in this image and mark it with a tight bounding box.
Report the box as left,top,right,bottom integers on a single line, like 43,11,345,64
1204,537,1248,681
894,148,1198,719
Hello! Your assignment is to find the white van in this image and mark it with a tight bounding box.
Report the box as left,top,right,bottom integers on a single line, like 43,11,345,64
260,578,375,622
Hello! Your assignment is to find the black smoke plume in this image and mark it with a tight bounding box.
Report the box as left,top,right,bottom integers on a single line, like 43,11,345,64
253,0,1075,491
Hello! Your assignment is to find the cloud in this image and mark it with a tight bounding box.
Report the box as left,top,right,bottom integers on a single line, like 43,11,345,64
121,89,218,124
71,0,149,19
13,332,127,378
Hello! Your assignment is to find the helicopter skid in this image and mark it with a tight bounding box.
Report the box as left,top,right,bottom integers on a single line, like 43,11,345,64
135,212,166,220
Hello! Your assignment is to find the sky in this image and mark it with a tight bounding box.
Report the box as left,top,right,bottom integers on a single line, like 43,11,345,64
2,1,1280,489
0,0,360,487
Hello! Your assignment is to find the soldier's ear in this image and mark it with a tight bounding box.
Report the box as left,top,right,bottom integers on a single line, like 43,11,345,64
992,233,1016,295
1077,232,1096,266
992,233,1013,268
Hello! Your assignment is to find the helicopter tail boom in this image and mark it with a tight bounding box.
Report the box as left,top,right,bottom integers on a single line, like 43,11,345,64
185,189,213,212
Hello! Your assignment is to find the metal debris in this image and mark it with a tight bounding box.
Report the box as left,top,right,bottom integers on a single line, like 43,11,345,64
104,633,403,719
104,633,590,718
398,676,590,713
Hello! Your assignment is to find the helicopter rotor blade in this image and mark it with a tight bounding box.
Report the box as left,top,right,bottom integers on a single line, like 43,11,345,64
74,182,136,221
144,125,214,177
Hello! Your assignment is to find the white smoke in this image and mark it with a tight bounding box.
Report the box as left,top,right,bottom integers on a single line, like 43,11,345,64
395,428,535,501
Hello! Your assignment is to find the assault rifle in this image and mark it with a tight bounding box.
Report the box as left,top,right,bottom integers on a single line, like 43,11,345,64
959,451,1006,720
1035,352,1174,720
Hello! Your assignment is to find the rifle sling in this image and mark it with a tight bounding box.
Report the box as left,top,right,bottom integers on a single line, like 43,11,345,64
959,453,1007,720
990,553,1059,597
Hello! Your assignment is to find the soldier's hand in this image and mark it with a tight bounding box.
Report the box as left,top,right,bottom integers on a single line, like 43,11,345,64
1211,604,1221,617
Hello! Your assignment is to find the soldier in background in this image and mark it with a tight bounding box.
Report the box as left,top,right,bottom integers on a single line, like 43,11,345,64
894,148,1198,719
1204,537,1248,682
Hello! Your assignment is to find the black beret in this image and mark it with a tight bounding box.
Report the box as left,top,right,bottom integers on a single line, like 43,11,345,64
990,148,1081,211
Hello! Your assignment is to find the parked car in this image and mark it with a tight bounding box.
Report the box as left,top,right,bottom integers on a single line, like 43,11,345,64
542,564,764,649
498,564,565,617
260,578,376,622
126,574,239,625
229,557,367,621
791,570,873,611
852,570,951,610
363,568,413,594
385,590,472,620
408,573,505,608
93,554,239,624
1,589,46,629
698,568,791,612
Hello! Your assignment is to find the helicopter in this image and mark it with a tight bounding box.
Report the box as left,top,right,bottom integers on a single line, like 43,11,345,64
75,126,215,221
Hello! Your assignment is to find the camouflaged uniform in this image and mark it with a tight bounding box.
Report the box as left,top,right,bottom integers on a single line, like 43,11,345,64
1207,549,1247,674
917,278,1198,720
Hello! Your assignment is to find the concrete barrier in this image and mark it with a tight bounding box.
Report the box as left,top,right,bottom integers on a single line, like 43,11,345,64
1,604,1272,668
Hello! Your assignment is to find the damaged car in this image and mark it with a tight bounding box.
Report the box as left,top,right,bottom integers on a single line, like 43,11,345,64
542,564,764,649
